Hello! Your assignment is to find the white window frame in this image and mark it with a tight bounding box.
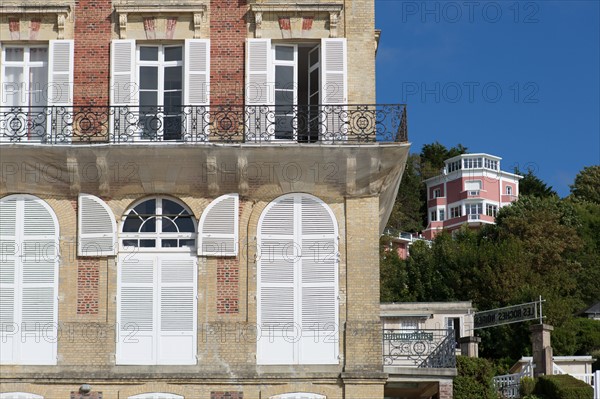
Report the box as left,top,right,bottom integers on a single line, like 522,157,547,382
272,43,299,141
486,203,498,217
432,188,441,199
0,394,44,399
438,208,445,221
450,206,461,219
120,196,196,253
506,185,513,195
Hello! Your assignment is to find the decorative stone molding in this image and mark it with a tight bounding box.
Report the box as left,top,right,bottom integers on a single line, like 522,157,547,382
0,5,70,39
249,3,342,38
114,4,207,39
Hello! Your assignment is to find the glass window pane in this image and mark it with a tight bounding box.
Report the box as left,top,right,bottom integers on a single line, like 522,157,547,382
161,218,178,233
275,65,294,89
179,239,195,248
275,46,294,61
140,47,158,61
162,199,185,215
30,48,48,62
164,46,183,62
122,239,138,247
140,239,156,247
310,69,319,96
134,200,156,215
5,47,24,62
162,239,178,248
309,48,319,67
140,217,156,232
175,217,195,232
140,92,158,108
30,66,49,107
164,66,182,90
163,92,182,113
275,91,294,107
4,67,24,106
123,216,143,232
140,66,158,90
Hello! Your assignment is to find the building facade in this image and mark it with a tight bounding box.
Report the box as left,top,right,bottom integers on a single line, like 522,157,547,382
423,154,522,240
0,1,420,398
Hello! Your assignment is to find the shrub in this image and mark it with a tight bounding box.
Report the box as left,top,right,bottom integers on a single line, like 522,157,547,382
453,356,497,399
534,374,593,399
520,376,536,396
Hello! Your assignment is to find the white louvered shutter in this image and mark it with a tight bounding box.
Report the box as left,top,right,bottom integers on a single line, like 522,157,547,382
0,196,58,365
321,38,347,141
110,40,137,139
157,256,197,365
117,255,155,365
0,393,44,399
245,39,272,140
78,194,117,256
48,40,74,141
0,197,18,364
257,196,296,364
48,40,74,106
184,39,210,140
198,194,239,256
299,196,339,364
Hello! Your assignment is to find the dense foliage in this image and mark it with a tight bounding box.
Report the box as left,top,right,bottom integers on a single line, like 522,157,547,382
534,375,594,399
383,144,600,366
453,356,497,399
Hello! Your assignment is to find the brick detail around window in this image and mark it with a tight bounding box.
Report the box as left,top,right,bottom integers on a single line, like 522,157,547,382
209,0,247,105
73,0,112,105
210,392,243,399
77,258,100,314
216,257,239,314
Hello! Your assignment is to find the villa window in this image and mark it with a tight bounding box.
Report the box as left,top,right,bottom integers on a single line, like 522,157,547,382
430,210,437,222
465,203,483,219
439,209,445,221
110,39,209,141
0,41,73,142
246,38,347,142
506,185,513,195
450,206,461,219
486,204,498,217
432,188,441,199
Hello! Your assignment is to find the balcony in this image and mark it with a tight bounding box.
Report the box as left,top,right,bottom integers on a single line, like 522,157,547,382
0,104,407,145
383,329,456,369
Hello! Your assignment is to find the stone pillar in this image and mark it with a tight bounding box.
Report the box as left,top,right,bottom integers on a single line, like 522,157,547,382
530,324,553,377
459,336,481,358
438,380,453,399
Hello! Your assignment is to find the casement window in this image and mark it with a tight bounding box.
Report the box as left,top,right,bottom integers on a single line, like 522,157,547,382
506,185,513,195
486,204,498,217
465,203,483,219
117,197,197,365
485,158,498,170
110,39,209,141
198,194,239,257
0,195,59,365
465,180,482,195
447,160,461,172
463,157,483,169
0,41,73,142
438,208,445,221
446,317,461,348
430,210,437,222
432,188,442,199
257,194,339,365
0,394,44,399
450,206,461,219
246,38,347,142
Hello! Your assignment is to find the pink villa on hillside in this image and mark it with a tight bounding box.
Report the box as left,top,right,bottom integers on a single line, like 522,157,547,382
422,153,522,240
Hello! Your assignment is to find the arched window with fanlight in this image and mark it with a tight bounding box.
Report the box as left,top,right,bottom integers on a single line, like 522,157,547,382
117,196,197,365
120,197,196,250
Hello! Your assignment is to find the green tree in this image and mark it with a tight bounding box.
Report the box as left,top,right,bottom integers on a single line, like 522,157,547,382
570,165,600,203
388,154,424,232
515,167,557,198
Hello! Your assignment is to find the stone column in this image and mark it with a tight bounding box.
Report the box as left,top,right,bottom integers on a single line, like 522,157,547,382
530,324,553,377
438,380,453,399
459,336,481,358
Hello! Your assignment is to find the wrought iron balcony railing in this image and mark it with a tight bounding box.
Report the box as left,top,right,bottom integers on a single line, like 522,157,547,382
383,329,456,368
0,104,407,144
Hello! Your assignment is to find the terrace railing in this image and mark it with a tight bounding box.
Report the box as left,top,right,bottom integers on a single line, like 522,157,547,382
0,104,407,144
383,329,456,368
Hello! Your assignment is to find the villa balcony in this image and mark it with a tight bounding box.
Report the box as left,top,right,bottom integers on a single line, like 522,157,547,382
0,104,407,145
383,328,456,369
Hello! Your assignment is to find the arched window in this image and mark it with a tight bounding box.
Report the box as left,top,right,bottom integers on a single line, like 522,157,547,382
257,193,339,365
121,197,196,249
0,393,44,399
129,394,183,399
506,185,513,195
0,195,59,365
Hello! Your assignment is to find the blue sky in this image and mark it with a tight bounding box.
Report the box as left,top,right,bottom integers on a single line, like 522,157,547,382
375,0,600,196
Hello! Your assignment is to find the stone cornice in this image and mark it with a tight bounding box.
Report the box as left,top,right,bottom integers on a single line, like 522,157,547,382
249,3,343,38
114,4,207,39
0,5,71,39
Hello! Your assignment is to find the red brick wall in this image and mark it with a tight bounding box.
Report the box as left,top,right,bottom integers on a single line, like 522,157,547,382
73,0,112,105
211,392,243,399
210,0,247,105
77,258,100,314
216,257,239,314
